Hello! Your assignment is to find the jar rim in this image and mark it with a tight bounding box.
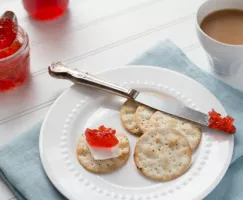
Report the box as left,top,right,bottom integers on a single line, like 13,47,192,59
0,25,29,62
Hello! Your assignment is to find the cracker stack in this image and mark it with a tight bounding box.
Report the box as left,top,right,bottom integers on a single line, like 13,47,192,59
120,99,202,181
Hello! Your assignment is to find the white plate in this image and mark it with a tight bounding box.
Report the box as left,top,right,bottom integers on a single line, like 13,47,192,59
40,66,233,200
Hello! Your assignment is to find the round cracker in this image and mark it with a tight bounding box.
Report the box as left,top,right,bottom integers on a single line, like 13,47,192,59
150,111,202,150
135,105,155,133
120,99,142,136
76,134,130,174
134,128,192,181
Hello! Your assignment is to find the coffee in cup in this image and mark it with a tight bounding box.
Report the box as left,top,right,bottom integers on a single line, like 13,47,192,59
200,9,243,45
196,0,243,75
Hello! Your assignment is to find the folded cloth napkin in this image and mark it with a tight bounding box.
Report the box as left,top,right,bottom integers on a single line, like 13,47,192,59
0,39,243,200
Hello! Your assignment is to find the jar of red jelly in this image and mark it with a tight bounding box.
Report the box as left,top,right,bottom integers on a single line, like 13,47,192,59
22,0,69,21
0,24,30,92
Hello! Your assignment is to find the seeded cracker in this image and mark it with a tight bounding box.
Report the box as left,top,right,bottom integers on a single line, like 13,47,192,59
120,99,142,136
150,111,202,150
134,128,192,181
76,134,130,173
135,105,155,133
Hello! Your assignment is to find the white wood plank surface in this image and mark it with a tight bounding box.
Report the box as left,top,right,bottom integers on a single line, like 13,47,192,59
0,0,242,199
0,0,201,123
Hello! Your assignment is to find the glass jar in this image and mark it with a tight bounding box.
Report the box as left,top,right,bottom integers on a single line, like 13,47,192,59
22,0,69,21
0,25,30,92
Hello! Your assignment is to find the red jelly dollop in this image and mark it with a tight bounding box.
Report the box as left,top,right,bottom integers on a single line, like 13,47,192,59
0,18,17,50
85,125,119,148
208,109,236,134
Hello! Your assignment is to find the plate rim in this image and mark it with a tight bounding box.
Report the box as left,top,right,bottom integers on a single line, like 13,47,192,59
39,65,234,200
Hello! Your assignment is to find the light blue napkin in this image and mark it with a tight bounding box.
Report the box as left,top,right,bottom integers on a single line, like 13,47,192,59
0,39,242,200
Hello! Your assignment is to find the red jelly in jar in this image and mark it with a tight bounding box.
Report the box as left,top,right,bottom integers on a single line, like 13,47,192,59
22,0,69,21
0,19,30,92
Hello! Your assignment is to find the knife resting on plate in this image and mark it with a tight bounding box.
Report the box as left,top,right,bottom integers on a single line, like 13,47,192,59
48,62,210,127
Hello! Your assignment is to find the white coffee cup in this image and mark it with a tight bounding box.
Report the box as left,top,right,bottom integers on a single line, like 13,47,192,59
196,0,243,76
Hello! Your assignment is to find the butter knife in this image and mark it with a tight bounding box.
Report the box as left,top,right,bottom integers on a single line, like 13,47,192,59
48,62,209,126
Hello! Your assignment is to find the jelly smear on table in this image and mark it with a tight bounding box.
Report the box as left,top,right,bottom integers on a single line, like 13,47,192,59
85,125,119,148
208,109,236,134
22,0,69,21
0,14,30,92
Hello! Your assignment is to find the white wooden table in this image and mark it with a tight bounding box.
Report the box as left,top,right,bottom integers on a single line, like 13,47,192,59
0,0,243,199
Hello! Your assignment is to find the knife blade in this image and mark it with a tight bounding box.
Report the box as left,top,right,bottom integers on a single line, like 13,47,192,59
135,92,208,126
48,62,209,127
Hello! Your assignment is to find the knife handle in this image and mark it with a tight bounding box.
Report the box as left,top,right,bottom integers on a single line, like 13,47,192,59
48,62,139,99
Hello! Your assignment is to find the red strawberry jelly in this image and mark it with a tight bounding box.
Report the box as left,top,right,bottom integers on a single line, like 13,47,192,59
85,125,119,148
22,0,69,21
208,109,236,134
0,16,30,92
0,18,17,50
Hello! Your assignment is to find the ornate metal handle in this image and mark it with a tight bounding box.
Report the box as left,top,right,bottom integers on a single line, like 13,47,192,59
48,62,139,99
